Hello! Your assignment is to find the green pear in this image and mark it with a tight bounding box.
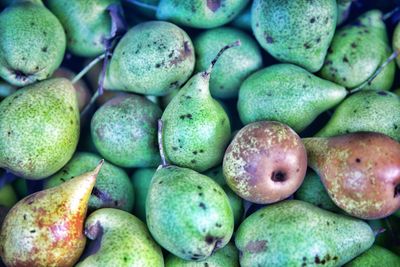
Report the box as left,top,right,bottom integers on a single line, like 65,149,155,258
0,79,15,99
0,184,17,208
252,0,337,72
320,10,395,91
131,168,156,221
156,0,249,29
337,0,352,25
161,43,236,172
91,94,161,168
0,0,66,86
47,0,119,57
44,152,134,212
294,169,339,212
12,177,28,199
193,27,263,99
237,64,347,132
76,208,163,267
231,4,251,31
236,200,374,267
393,22,400,67
105,21,195,96
316,90,400,141
344,245,400,267
0,78,80,179
165,242,239,267
0,161,103,267
304,132,400,219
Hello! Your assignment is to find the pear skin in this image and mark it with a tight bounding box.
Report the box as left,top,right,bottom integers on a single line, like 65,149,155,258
0,161,103,267
304,133,400,219
344,245,400,267
393,21,400,67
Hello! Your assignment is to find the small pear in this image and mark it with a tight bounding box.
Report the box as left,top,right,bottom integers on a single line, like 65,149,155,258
131,168,156,221
238,64,347,132
344,245,400,267
231,4,252,31
0,0,66,86
304,132,400,219
105,21,195,96
0,161,103,267
161,42,237,172
316,90,400,141
0,184,18,208
393,21,400,67
76,208,164,267
236,200,374,267
0,78,80,179
252,0,337,72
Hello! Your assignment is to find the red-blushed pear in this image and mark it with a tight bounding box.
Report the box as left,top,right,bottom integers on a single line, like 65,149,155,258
0,160,104,267
303,132,400,220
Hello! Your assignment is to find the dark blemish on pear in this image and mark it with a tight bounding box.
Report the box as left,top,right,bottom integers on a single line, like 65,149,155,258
30,230,36,233
41,47,48,53
199,202,206,210
245,240,267,253
172,146,178,151
197,186,202,190
204,263,209,267
191,159,196,163
193,151,198,155
215,223,222,227
207,0,222,12
92,187,113,203
266,36,274,44
343,56,349,63
377,91,388,96
315,255,321,264
23,214,27,220
351,43,357,48
356,158,361,163
310,17,316,23
271,171,287,182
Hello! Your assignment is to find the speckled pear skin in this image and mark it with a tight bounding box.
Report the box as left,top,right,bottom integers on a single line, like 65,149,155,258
47,0,119,57
193,27,262,99
393,22,400,67
156,0,249,29
0,162,103,267
236,200,374,267
131,168,156,221
104,21,195,96
252,0,337,72
76,208,164,267
0,0,66,86
146,165,234,261
162,68,231,172
344,245,400,267
0,78,79,180
165,242,239,267
44,152,134,212
91,94,161,168
316,90,400,142
303,133,400,219
320,10,395,91
294,169,339,212
237,64,347,132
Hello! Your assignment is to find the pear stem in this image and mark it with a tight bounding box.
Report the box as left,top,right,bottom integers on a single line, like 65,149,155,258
383,6,400,21
71,53,106,84
80,90,99,118
125,0,158,11
157,119,169,168
349,49,399,94
203,40,241,77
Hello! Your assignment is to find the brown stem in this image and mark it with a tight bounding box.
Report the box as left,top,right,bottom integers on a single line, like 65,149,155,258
157,119,169,167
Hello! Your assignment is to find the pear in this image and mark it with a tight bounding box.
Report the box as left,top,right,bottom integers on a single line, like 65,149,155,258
76,208,163,267
0,0,66,86
131,168,156,221
0,184,18,208
320,10,395,91
44,152,134,212
156,0,249,29
236,200,374,267
0,78,79,179
337,0,352,25
223,121,307,204
237,64,347,132
316,90,400,141
165,242,239,267
231,4,252,31
304,132,400,219
104,21,195,96
91,93,161,168
252,0,337,72
193,27,263,99
161,42,238,172
0,79,15,99
0,161,103,267
344,245,400,267
393,22,400,67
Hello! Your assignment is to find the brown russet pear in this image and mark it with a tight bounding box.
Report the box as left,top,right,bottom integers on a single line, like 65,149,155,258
0,160,103,267
304,132,400,220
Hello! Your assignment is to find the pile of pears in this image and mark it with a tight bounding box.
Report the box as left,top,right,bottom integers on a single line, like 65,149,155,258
1,0,400,266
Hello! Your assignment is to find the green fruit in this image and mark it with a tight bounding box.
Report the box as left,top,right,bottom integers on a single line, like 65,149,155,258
316,90,400,141
294,169,339,212
252,0,337,72
146,165,234,261
0,78,79,179
0,184,17,208
237,64,347,132
91,94,162,168
393,22,400,68
344,245,400,267
231,4,251,31
236,200,374,267
203,166,226,186
105,21,195,96
77,208,164,267
47,0,119,57
320,10,395,91
165,242,239,267
0,0,66,86
131,168,156,221
45,152,134,212
194,27,262,99
337,0,352,25
156,0,249,29
0,79,15,99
